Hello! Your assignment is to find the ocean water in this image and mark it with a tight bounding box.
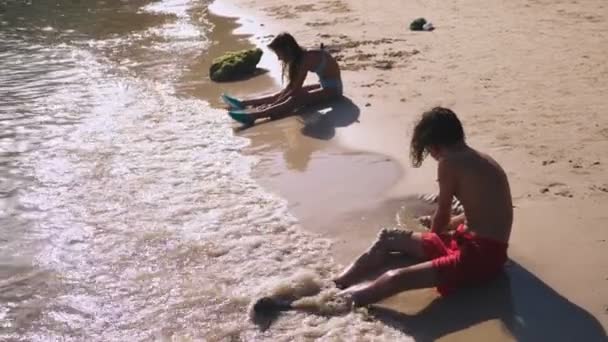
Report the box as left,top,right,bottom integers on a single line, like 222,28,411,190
0,0,408,340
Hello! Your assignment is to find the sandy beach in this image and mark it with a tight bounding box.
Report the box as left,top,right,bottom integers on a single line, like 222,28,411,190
0,0,605,340
212,0,608,340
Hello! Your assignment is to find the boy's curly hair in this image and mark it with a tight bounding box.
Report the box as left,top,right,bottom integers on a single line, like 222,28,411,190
410,107,465,167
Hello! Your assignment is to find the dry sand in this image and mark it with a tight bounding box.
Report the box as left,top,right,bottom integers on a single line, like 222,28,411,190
209,0,608,340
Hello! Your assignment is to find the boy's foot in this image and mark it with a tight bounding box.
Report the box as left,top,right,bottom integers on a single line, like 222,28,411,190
333,264,364,289
333,276,349,290
333,230,394,289
337,282,371,307
333,253,379,289
253,296,292,315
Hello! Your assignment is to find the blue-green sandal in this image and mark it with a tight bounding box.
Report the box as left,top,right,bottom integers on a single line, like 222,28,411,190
228,110,255,125
221,93,245,110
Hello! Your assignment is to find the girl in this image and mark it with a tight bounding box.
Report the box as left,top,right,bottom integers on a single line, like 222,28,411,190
225,32,342,125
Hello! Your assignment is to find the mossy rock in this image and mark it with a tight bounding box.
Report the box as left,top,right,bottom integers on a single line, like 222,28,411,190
410,17,427,31
209,48,263,82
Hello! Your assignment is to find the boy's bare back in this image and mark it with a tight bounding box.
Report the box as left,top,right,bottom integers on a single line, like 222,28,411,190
443,147,513,242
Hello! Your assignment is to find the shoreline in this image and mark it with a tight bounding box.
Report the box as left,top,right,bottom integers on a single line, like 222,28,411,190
207,0,608,339
206,1,409,260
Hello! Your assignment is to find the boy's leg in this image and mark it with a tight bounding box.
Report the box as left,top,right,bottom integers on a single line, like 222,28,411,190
334,229,429,289
340,261,439,306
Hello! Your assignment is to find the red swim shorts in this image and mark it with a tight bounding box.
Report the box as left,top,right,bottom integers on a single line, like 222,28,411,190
421,224,508,296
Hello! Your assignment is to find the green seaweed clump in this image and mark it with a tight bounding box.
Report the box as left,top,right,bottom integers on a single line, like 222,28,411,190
410,17,427,31
209,48,263,82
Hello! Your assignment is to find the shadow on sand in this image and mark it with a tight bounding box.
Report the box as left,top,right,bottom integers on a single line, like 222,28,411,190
212,67,270,83
235,96,360,138
297,96,360,140
369,260,607,342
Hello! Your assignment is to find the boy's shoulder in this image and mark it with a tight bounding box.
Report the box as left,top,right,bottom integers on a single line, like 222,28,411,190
442,148,475,165
442,147,498,172
452,147,506,175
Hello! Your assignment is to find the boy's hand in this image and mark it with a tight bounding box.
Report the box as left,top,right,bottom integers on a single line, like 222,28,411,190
417,215,432,229
448,213,466,230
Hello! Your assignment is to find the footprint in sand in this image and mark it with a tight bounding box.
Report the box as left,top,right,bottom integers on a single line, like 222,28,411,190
264,5,298,19
373,60,393,70
540,182,574,198
320,0,350,14
589,184,608,194
306,20,332,27
294,4,315,11
306,16,357,27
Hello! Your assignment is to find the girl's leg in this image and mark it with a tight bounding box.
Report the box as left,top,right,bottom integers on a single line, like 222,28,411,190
334,229,429,289
340,261,439,306
240,91,282,107
251,86,338,119
240,84,321,108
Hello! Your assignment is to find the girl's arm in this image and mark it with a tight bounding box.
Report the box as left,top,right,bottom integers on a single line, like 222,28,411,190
275,65,308,103
274,86,292,103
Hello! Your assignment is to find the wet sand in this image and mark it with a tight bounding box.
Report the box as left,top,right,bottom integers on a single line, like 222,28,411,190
206,1,407,261
208,0,608,340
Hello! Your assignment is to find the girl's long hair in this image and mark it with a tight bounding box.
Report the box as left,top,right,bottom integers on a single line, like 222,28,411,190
268,33,304,87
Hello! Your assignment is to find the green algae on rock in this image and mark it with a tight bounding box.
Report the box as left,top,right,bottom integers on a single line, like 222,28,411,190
410,17,427,31
209,48,263,82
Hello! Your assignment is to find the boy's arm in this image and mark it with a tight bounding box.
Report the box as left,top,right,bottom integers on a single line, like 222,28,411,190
431,159,457,234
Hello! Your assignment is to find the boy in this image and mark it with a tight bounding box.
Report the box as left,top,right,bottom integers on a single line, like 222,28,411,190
335,107,513,306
